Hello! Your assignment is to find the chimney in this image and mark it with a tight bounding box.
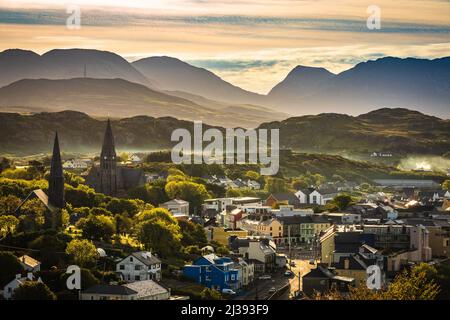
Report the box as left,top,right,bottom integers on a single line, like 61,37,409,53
15,274,21,279
22,256,26,263
27,272,33,280
344,258,350,270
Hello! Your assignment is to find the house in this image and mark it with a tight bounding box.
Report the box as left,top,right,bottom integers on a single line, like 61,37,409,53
18,255,41,272
205,226,248,246
229,238,276,274
272,205,314,217
3,273,41,300
129,154,143,163
266,193,301,208
123,280,170,300
277,215,331,245
418,190,450,203
247,180,261,190
183,254,241,292
302,264,355,297
160,199,190,217
62,159,89,170
116,251,162,282
80,284,137,300
323,212,361,224
373,179,440,189
240,217,283,241
233,258,255,287
202,197,262,215
295,188,338,206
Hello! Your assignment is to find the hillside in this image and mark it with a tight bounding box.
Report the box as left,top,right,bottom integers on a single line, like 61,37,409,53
0,78,286,128
0,108,448,157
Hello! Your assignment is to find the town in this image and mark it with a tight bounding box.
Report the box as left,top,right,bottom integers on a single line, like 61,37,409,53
0,120,449,300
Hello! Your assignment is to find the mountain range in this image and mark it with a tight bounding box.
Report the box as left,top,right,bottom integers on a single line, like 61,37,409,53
0,48,449,121
1,108,448,156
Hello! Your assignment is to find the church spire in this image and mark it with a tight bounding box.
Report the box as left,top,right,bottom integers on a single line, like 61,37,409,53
48,131,65,209
100,119,117,162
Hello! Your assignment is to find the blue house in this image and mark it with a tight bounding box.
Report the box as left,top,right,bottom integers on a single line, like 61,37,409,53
183,254,241,292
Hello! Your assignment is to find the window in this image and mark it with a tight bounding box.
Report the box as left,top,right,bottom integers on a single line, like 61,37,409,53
130,257,133,262
312,196,317,204
119,265,125,270
205,276,211,281
135,275,140,281
135,265,141,271
231,274,235,280
206,266,212,272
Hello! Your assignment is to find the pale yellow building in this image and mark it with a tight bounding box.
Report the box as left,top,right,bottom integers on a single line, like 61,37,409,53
206,227,248,246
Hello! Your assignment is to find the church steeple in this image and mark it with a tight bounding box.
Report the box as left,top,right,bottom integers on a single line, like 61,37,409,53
99,119,117,196
48,131,65,209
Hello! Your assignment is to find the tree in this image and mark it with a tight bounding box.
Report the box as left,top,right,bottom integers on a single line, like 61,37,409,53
265,177,289,194
442,180,450,191
76,214,116,241
65,239,98,267
0,251,24,286
137,219,181,257
331,194,354,211
0,195,21,215
179,220,207,247
146,180,170,206
13,281,56,300
114,213,132,235
165,180,209,214
313,263,440,300
200,288,222,300
291,179,308,190
245,170,260,181
0,215,19,236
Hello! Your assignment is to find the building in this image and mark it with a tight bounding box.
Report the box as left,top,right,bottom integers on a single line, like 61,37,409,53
160,199,190,217
229,238,276,274
278,215,331,245
3,273,42,300
206,227,248,246
302,265,354,297
373,179,440,189
265,193,301,208
123,280,170,300
295,187,338,206
240,217,282,241
272,205,314,217
183,254,241,292
234,258,255,287
85,120,145,197
18,255,41,273
15,132,65,230
116,251,162,282
62,159,89,170
80,284,137,300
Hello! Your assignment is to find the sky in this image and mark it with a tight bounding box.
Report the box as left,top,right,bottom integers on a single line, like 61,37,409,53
0,0,449,93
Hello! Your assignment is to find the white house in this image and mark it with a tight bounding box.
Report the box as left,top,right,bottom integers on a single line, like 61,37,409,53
295,188,337,206
129,154,142,163
18,255,41,273
235,258,255,287
116,252,162,282
3,273,41,300
62,159,89,170
160,199,190,217
247,180,261,190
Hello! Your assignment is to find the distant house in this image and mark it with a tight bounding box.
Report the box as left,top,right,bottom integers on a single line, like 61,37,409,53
123,280,170,300
373,179,440,189
80,284,137,300
295,187,338,206
129,154,143,163
247,180,261,190
266,193,301,208
183,254,241,292
233,258,255,287
18,255,41,273
3,273,41,300
418,190,450,203
302,265,354,296
116,251,162,282
160,199,190,217
229,238,276,274
62,159,89,170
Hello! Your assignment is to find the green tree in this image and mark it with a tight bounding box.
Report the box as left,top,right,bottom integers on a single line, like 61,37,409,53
265,177,289,194
114,213,132,235
291,179,308,190
137,219,181,257
13,281,56,300
0,251,24,286
165,180,209,214
137,207,178,226
179,220,207,247
65,239,99,267
0,195,21,215
331,194,354,211
245,170,260,181
442,180,450,191
0,215,19,236
76,214,116,241
200,288,222,300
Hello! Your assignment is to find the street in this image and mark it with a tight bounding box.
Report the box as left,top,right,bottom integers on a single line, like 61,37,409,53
234,270,290,300
275,259,316,300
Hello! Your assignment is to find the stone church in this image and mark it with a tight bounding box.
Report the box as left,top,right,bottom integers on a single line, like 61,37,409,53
85,120,145,197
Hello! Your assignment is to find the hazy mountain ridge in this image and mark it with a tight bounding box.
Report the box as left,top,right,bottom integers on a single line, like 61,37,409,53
0,78,286,128
0,108,448,156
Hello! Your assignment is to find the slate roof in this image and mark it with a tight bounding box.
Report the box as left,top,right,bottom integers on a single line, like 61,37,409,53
82,284,137,296
129,252,161,266
123,280,169,299
269,193,300,205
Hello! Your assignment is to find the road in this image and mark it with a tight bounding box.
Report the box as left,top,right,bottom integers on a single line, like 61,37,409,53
275,259,316,300
234,270,289,300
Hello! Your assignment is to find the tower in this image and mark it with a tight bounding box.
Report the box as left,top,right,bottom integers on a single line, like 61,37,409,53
48,132,65,209
99,119,117,196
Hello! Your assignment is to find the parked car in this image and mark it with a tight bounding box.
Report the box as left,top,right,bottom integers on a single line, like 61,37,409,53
284,270,294,277
309,259,315,265
222,289,236,295
268,287,276,294
259,275,272,280
290,261,296,267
